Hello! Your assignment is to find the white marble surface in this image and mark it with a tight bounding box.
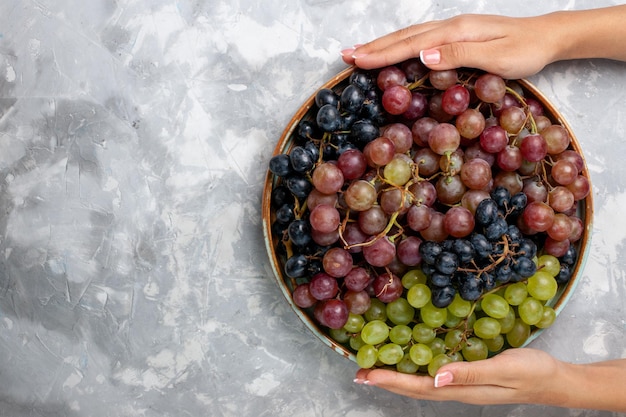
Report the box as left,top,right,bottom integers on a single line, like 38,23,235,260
0,0,625,416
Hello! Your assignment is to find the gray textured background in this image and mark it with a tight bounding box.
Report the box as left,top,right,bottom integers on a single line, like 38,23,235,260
0,0,625,416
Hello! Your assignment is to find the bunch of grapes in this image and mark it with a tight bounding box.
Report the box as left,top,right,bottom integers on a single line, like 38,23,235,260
267,61,589,375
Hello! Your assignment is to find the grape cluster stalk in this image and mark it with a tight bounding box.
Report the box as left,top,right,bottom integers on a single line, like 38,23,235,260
268,61,589,375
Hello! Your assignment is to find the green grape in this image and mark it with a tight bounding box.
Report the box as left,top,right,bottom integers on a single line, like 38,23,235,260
409,343,433,366
384,157,412,186
518,297,544,325
386,298,415,325
397,352,420,374
526,271,558,301
444,329,467,350
402,269,428,289
535,305,557,329
447,351,464,362
412,323,437,344
462,337,488,361
481,293,510,319
483,334,505,352
498,307,516,334
421,301,447,328
504,282,528,306
444,313,463,329
429,337,447,356
378,343,404,365
360,320,389,345
350,334,366,351
506,318,531,348
343,313,365,333
428,353,453,377
407,283,431,308
356,344,378,368
389,325,413,345
537,254,560,277
473,317,501,339
447,293,472,318
365,298,387,322
329,328,351,344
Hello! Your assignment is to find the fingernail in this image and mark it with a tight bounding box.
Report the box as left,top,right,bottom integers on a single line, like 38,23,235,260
353,377,370,385
353,43,364,48
420,49,441,65
340,48,355,57
434,371,453,388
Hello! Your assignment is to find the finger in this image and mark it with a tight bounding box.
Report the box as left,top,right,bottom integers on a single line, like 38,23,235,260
435,349,525,387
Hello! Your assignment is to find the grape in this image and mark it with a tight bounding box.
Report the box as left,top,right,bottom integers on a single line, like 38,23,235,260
386,298,415,325
397,236,423,266
519,133,547,162
403,91,429,120
309,204,340,233
322,247,353,278
382,85,413,115
389,324,413,345
290,145,316,173
497,145,523,171
372,272,403,303
364,299,387,322
523,201,555,232
316,104,341,132
412,323,437,344
341,84,365,113
429,69,458,90
542,124,570,154
292,283,317,308
473,317,501,339
518,297,544,325
481,293,510,319
428,353,453,377
269,154,293,177
378,343,405,365
456,108,486,139
474,73,507,103
484,334,505,352
344,267,372,292
527,270,558,300
420,302,448,328
363,236,396,267
413,146,440,176
480,125,508,153
363,136,396,167
428,123,461,155
447,293,472,318
443,206,475,238
343,180,377,211
377,66,407,90
361,320,390,345
343,313,366,333
506,318,531,347
383,123,414,153
337,148,367,180
462,337,489,362
409,343,433,366
551,159,578,185
442,84,470,115
317,299,349,329
498,308,516,334
384,157,412,185
407,283,431,308
344,290,371,315
499,106,526,134
356,344,378,369
536,306,557,329
504,282,528,306
460,158,492,190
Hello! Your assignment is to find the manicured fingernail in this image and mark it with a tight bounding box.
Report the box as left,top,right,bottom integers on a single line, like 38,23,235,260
353,377,370,385
353,43,364,48
420,49,441,65
341,48,356,57
434,371,453,388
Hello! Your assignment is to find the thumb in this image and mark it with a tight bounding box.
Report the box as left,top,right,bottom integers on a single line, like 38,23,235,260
420,42,504,75
433,359,501,388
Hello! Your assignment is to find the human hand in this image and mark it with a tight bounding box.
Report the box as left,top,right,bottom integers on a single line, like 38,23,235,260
341,14,560,79
354,348,567,406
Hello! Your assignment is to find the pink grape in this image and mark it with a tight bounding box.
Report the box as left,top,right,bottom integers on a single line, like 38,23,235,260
428,123,461,155
312,162,344,194
523,201,555,232
322,247,353,277
309,272,339,300
551,159,578,185
443,206,475,238
441,84,470,115
337,148,367,180
480,125,508,153
306,188,338,211
411,117,438,146
358,206,389,235
474,73,506,103
344,290,371,314
542,124,570,154
396,236,423,266
419,211,448,242
382,84,413,115
407,204,433,231
548,186,575,213
317,299,349,329
343,180,377,211
372,272,403,303
567,175,591,200
309,204,340,233
363,137,396,167
342,222,368,253
460,158,492,190
382,123,414,153
436,174,467,205
344,267,372,292
547,213,573,241
429,69,458,90
456,108,486,139
377,66,407,90
362,236,396,267
292,283,317,308
497,146,523,171
519,133,547,162
409,180,437,206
